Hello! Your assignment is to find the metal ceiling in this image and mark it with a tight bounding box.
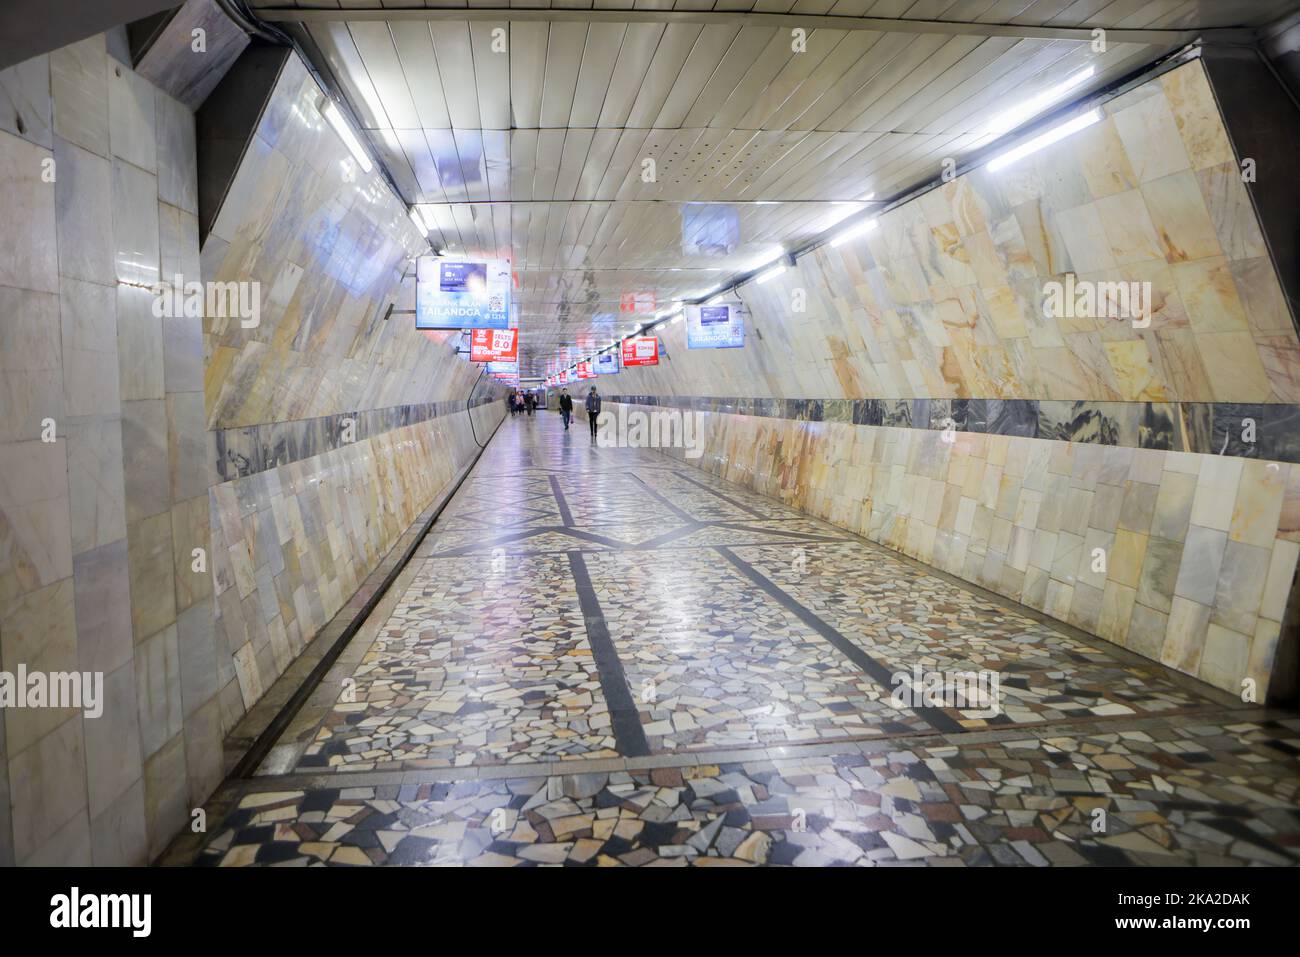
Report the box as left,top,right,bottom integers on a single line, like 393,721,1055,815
250,0,1300,375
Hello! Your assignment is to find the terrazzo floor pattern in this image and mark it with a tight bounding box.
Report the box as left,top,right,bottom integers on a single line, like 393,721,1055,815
185,412,1300,867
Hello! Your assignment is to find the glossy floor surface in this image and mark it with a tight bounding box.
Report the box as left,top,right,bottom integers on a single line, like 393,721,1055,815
173,411,1300,866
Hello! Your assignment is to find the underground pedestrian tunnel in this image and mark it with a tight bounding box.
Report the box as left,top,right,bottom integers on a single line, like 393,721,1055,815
1,0,1299,875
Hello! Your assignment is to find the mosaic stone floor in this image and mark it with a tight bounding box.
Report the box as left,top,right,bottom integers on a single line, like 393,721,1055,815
176,412,1300,866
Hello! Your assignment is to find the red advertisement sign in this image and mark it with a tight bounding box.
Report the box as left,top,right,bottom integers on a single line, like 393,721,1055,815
576,361,595,379
621,336,660,367
620,291,656,314
469,328,518,362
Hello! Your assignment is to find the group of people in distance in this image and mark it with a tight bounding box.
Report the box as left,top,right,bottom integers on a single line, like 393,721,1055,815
515,386,602,439
508,390,538,416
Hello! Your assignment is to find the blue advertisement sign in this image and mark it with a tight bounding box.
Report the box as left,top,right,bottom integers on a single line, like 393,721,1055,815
681,203,739,257
593,353,620,375
686,303,745,349
415,255,511,329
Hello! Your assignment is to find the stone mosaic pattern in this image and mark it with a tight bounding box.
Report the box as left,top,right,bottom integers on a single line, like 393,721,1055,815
193,715,1300,866
0,36,213,864
609,394,1300,464
212,395,500,481
616,403,1300,701
298,552,618,771
201,51,490,430
733,540,1212,728
625,60,1297,406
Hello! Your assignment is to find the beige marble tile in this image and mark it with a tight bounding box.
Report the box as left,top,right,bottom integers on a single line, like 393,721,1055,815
83,661,143,817
0,576,78,754
0,437,72,605
1139,170,1224,265
107,58,155,173
142,731,188,859
110,158,159,288
1199,623,1249,691
0,54,52,149
1196,162,1268,261
8,713,86,863
50,34,109,157
53,135,113,284
121,398,170,523
134,623,182,758
0,269,66,445
0,130,58,293
72,538,131,675
155,92,196,214
127,510,175,641
1161,61,1236,170
90,777,147,865
1111,91,1191,183
66,416,126,556
59,277,119,417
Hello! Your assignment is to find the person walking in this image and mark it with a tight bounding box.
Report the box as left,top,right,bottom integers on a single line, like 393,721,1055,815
558,389,573,430
585,386,601,441
526,392,535,416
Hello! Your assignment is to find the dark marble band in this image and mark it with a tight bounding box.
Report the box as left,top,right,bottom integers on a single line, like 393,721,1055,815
212,396,503,482
606,395,1300,464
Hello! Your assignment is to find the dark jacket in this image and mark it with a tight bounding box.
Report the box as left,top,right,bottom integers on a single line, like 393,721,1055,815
559,394,573,412
585,392,601,415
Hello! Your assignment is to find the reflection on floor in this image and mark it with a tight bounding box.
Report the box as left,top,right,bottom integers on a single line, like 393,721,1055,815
180,412,1300,866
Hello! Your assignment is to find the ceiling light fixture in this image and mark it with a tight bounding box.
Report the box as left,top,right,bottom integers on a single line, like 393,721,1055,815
830,218,879,247
320,99,373,174
757,265,786,284
985,66,1096,136
988,108,1102,172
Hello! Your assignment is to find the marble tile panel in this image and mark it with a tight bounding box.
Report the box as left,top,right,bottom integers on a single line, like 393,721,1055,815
49,34,109,156
83,660,143,817
110,158,160,288
8,713,86,863
0,129,58,293
52,136,114,284
106,57,156,173
0,54,52,148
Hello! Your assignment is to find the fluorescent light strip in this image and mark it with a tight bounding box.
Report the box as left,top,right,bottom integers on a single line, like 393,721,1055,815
985,66,1096,135
987,108,1102,171
830,218,878,247
757,265,786,284
321,100,373,174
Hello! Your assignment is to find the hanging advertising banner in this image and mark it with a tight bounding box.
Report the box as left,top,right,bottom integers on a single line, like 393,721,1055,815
620,291,656,314
686,303,745,349
593,352,619,375
621,336,659,367
469,328,518,362
576,361,595,380
558,370,571,385
415,256,511,330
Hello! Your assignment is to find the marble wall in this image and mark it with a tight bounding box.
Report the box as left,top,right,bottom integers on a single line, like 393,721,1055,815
200,49,506,722
0,35,212,864
0,36,504,866
611,59,1300,702
201,52,487,430
640,60,1297,406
